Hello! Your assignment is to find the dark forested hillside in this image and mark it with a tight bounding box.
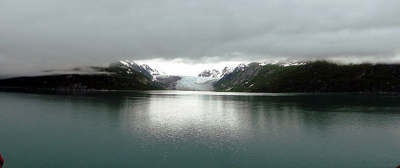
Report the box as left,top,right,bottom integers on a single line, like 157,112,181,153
214,61,400,93
0,63,165,90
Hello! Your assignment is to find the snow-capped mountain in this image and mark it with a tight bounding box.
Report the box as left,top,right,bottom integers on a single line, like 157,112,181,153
114,60,166,80
198,69,221,78
140,64,166,76
198,67,235,79
220,67,234,78
235,63,248,72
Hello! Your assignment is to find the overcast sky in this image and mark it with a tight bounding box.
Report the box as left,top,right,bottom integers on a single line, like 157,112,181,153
1,0,400,77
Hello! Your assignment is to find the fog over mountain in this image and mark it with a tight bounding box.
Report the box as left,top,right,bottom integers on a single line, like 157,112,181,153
1,0,400,77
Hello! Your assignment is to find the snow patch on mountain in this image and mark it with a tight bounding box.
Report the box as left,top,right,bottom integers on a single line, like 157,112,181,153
240,61,307,67
258,61,279,66
281,61,307,67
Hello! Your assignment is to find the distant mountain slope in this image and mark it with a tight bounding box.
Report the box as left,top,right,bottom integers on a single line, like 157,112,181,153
214,61,400,93
156,76,182,90
0,74,164,90
0,61,166,90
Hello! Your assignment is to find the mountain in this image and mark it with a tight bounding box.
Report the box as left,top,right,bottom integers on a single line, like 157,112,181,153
140,64,166,76
220,67,234,78
0,74,165,90
198,69,221,78
0,61,167,90
155,76,182,90
5,60,400,93
198,67,234,78
116,60,166,80
214,61,400,93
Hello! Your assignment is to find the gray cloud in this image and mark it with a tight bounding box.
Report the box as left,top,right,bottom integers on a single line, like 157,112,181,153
1,0,400,77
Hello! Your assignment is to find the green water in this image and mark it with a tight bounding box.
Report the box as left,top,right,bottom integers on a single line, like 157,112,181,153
0,89,399,167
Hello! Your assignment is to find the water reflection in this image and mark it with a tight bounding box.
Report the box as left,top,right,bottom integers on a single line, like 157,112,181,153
120,93,252,154
114,91,400,167
1,89,400,167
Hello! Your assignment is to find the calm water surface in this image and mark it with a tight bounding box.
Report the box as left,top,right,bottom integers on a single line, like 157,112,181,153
0,89,400,167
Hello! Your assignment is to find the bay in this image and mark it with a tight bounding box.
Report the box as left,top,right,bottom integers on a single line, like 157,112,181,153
1,89,400,167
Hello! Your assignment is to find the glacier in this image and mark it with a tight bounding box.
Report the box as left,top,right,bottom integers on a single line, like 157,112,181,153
175,76,218,91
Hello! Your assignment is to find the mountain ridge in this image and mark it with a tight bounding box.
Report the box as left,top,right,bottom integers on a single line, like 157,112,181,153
197,67,234,78
3,60,400,93
214,61,400,93
0,61,168,90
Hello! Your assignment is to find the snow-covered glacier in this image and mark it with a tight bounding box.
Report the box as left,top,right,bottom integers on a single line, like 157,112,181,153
175,76,218,91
